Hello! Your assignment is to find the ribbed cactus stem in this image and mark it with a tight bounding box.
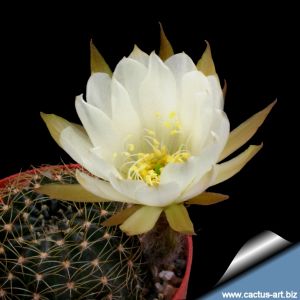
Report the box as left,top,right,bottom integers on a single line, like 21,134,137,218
0,165,149,299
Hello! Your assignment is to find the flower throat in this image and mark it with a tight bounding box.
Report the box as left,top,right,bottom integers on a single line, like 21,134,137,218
120,113,190,186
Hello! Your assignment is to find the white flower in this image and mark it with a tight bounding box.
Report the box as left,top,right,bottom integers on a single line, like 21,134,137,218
40,29,275,235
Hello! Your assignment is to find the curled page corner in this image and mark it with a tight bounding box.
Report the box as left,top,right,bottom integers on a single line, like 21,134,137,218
217,230,291,285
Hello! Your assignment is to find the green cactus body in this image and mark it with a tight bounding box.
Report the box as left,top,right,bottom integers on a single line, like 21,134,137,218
0,166,148,299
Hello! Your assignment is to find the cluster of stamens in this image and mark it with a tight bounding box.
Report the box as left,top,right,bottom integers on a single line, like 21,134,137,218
115,112,190,186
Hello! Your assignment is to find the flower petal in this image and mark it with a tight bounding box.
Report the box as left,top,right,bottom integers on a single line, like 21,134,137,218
186,192,229,205
40,112,81,147
109,175,181,207
218,100,276,161
41,113,111,179
162,119,228,200
159,23,174,61
208,75,224,109
164,204,194,234
113,57,147,114
75,95,121,154
101,205,141,226
59,126,114,180
180,168,215,202
90,40,112,75
191,109,229,156
165,53,197,87
86,73,112,117
129,45,149,66
37,184,110,202
179,71,211,137
213,144,263,185
160,155,213,195
76,170,138,204
120,206,163,235
135,182,181,207
139,52,177,128
111,78,142,136
160,157,199,188
196,41,216,76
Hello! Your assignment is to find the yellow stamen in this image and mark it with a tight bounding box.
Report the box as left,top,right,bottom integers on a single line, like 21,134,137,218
128,144,135,152
169,111,176,119
145,129,156,136
126,137,190,186
175,120,182,129
164,121,171,128
170,129,180,136
155,112,162,118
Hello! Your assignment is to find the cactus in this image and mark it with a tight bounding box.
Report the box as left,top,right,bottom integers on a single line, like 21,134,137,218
0,165,149,299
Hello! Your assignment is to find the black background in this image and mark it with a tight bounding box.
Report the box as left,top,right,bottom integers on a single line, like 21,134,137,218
1,4,299,299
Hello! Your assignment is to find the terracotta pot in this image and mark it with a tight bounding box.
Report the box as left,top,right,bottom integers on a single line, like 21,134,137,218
173,235,193,300
0,164,193,300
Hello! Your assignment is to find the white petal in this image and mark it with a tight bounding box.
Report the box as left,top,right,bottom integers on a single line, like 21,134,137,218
160,143,221,199
139,52,177,128
161,123,229,201
41,113,114,179
165,52,197,86
111,78,142,137
208,75,224,109
108,176,144,199
76,170,138,204
179,71,211,138
135,182,181,207
210,110,230,157
113,57,147,114
40,113,76,148
86,73,112,117
128,45,149,66
181,70,210,97
89,147,120,176
109,175,181,207
75,95,121,156
59,126,112,180
212,144,263,186
188,98,213,151
160,156,207,191
180,168,216,202
191,109,230,156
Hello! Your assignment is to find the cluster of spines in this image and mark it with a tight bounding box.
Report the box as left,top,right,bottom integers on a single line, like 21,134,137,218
0,166,148,299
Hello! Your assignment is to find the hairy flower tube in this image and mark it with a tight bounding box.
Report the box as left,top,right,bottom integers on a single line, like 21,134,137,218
40,27,275,235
